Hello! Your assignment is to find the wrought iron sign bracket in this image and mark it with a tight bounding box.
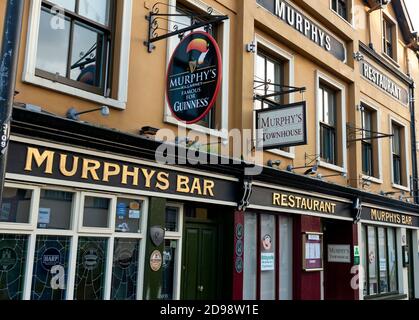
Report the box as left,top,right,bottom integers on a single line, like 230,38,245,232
237,176,253,212
346,123,394,145
144,2,228,53
253,80,306,106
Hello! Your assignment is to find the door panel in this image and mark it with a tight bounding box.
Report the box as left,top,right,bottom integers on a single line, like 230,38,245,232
182,223,218,300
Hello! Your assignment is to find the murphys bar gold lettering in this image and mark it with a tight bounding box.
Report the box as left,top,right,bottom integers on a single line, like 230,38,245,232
272,192,336,214
24,147,215,197
370,208,413,226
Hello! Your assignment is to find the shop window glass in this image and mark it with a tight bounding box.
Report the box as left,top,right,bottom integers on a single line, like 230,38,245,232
0,187,32,224
83,196,110,228
111,238,139,300
31,236,71,300
367,226,378,295
361,225,368,296
38,190,73,230
279,216,292,300
0,235,28,300
387,229,398,292
243,213,257,300
165,207,179,232
378,228,388,293
114,198,143,233
74,237,107,300
260,214,276,300
161,239,177,300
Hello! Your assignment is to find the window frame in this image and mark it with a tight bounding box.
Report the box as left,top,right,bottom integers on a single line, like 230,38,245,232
23,0,133,109
163,202,184,300
315,71,347,173
389,117,410,191
319,84,338,165
381,12,399,65
360,102,383,183
165,0,230,140
0,183,149,300
330,0,353,25
253,35,296,160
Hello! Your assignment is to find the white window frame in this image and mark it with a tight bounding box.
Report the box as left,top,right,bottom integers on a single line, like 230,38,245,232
164,202,184,300
22,0,133,110
0,182,149,300
389,116,411,192
360,100,383,184
253,34,296,160
78,192,116,234
165,0,230,140
316,71,347,173
329,0,355,27
0,182,40,231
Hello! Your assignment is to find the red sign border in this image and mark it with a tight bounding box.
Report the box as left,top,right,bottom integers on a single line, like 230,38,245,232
166,31,222,124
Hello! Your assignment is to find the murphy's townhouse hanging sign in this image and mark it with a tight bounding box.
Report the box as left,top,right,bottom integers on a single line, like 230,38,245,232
6,141,238,204
166,31,222,124
360,61,409,105
256,0,346,62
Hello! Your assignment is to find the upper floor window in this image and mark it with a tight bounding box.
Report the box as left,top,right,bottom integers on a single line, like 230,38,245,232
383,17,395,60
392,123,403,185
362,108,373,176
35,0,115,96
331,0,348,21
319,84,337,165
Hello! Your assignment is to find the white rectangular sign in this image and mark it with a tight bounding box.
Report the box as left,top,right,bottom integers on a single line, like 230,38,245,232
328,244,351,263
256,102,307,150
261,253,275,271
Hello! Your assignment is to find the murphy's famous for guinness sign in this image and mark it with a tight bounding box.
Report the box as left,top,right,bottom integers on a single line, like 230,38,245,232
166,31,222,124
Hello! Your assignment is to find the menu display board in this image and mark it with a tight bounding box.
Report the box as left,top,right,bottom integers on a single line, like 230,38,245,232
302,232,323,271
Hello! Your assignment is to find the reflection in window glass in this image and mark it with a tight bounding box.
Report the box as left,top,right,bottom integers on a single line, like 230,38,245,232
161,240,177,300
78,0,111,26
83,196,110,228
361,226,368,296
279,216,292,300
74,237,107,300
367,226,378,295
114,198,142,233
378,228,388,293
0,235,28,300
260,214,275,300
0,187,32,224
70,23,104,87
165,207,178,232
36,9,71,77
111,239,139,300
31,236,71,300
48,0,76,11
387,229,398,292
38,190,73,230
243,213,257,300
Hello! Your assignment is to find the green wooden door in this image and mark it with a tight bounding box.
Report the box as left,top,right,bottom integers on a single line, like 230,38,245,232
181,223,218,300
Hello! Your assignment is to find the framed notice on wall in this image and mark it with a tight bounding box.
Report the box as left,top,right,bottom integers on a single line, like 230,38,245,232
302,232,323,271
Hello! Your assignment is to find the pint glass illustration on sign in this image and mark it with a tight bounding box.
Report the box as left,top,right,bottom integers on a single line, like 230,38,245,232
166,31,222,124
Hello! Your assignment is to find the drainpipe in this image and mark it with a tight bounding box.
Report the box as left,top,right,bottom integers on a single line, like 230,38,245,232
0,0,25,205
409,81,418,204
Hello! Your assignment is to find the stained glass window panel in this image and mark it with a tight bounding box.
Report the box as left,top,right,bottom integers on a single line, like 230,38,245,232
111,239,139,300
31,236,71,300
0,235,28,300
74,237,107,300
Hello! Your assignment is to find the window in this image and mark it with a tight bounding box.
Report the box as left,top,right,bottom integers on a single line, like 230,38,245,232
24,0,132,109
331,0,348,21
362,225,398,297
243,213,293,300
392,123,403,185
255,50,288,152
165,0,229,138
362,107,376,177
161,204,183,300
383,18,395,60
36,0,115,95
0,182,147,300
319,84,337,165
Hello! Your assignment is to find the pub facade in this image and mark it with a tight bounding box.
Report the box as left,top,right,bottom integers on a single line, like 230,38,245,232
0,0,418,300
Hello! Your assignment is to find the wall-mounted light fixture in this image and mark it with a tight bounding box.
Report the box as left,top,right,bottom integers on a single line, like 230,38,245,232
353,51,364,62
380,190,405,196
66,106,110,121
267,159,281,168
317,172,347,179
287,163,318,176
246,41,256,53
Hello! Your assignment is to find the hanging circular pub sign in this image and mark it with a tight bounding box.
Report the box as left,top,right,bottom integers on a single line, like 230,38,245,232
166,31,222,124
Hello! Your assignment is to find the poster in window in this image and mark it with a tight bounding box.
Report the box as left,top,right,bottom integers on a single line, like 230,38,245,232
302,232,323,271
261,234,275,271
